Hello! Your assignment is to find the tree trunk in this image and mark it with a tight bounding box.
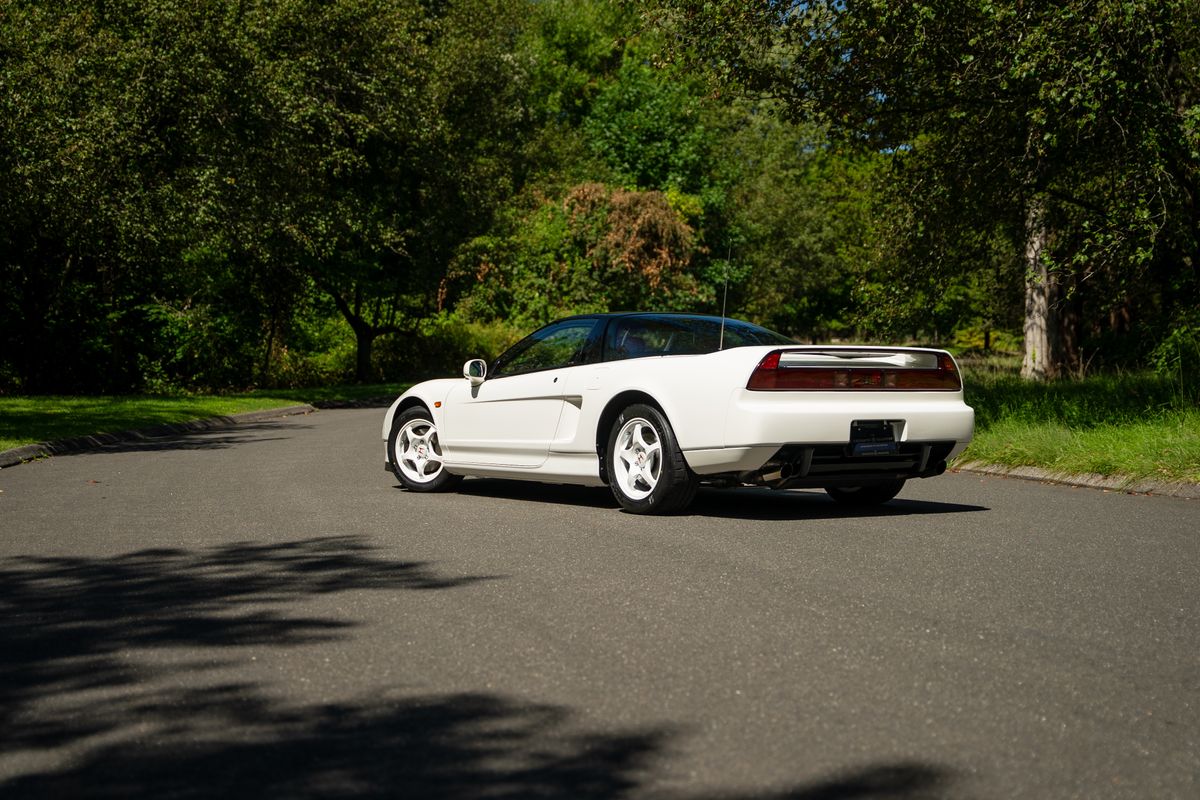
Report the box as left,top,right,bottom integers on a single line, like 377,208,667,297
354,326,375,384
260,315,277,385
316,279,404,384
1020,199,1064,380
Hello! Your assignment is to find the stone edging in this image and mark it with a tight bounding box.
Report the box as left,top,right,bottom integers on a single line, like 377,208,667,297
953,460,1200,499
0,404,316,469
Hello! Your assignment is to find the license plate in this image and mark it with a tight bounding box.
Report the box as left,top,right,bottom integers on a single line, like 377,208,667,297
850,420,898,456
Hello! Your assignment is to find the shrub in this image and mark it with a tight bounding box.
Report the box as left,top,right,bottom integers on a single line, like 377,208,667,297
1150,311,1200,397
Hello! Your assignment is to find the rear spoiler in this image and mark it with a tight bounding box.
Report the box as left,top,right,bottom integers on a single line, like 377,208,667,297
747,348,962,391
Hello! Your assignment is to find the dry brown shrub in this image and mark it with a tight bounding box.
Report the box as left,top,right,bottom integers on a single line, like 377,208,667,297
563,183,694,292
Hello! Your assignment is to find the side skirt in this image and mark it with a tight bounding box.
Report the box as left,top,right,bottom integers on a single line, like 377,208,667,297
442,450,606,487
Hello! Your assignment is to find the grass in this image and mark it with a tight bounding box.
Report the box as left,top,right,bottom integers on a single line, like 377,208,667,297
3,372,1197,486
0,384,409,452
959,368,1200,484
244,383,407,405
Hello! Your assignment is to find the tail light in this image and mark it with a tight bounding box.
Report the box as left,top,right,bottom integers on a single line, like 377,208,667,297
747,350,961,391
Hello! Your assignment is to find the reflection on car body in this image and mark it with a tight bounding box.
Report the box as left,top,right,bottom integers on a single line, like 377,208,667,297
383,313,974,514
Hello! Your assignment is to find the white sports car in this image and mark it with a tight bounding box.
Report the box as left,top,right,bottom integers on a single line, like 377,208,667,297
382,313,974,514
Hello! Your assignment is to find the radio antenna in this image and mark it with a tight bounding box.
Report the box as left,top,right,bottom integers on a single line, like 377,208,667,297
718,250,731,350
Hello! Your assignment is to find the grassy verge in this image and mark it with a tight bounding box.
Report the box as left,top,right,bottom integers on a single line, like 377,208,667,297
960,370,1200,484
244,383,407,405
3,374,1196,485
0,384,409,451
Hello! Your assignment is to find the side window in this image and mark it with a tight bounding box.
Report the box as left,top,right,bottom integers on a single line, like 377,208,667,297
606,318,711,360
490,320,599,378
604,316,794,360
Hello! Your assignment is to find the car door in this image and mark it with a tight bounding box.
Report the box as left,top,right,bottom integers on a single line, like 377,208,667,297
441,318,601,467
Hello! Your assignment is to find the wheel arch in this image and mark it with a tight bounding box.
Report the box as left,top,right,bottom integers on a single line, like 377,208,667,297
594,390,668,486
382,394,436,439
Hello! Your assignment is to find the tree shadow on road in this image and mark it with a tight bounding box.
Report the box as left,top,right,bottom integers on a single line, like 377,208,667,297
447,480,987,520
453,479,619,510
56,420,316,455
2,684,954,799
0,535,957,799
686,488,989,521
0,536,497,752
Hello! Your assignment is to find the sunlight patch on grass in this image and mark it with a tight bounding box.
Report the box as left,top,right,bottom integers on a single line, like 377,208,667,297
961,412,1200,484
0,396,305,451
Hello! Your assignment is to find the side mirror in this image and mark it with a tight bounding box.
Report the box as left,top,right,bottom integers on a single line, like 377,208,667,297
463,359,487,387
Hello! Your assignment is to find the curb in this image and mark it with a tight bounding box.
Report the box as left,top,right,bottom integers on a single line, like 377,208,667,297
309,397,396,410
953,460,1200,500
0,404,317,469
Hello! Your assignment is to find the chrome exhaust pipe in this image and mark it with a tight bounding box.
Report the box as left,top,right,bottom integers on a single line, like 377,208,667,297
760,462,795,484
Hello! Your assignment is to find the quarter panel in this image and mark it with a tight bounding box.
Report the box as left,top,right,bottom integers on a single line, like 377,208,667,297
584,348,772,451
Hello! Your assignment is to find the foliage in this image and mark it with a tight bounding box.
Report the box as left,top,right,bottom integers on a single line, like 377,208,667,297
373,316,523,380
449,182,709,329
1150,309,1200,390
523,0,633,127
723,111,881,340
584,54,712,192
0,0,538,390
2,0,1196,397
651,0,1200,373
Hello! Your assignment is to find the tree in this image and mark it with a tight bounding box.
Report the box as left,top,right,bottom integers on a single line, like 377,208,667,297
0,0,543,389
722,109,882,341
652,0,1200,378
206,0,537,383
448,182,706,329
441,6,736,332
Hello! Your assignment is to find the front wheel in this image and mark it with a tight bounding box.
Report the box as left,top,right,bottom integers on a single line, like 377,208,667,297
824,480,905,506
388,407,462,493
606,404,697,514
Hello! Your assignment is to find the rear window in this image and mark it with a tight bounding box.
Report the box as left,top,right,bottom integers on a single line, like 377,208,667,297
604,316,793,361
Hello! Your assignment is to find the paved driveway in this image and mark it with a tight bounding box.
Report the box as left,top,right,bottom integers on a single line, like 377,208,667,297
0,408,1196,798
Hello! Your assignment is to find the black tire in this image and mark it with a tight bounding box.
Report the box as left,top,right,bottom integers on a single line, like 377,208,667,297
606,403,697,514
387,406,462,493
824,480,905,506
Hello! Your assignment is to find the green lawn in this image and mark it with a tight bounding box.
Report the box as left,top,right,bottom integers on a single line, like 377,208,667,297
244,383,408,405
0,384,408,451
958,371,1200,484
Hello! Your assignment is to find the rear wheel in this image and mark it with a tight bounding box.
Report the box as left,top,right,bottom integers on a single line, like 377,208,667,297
606,404,697,514
388,407,462,492
824,480,905,506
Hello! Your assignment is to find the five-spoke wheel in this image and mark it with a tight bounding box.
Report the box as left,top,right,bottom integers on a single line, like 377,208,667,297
606,404,696,514
612,417,662,501
388,407,462,492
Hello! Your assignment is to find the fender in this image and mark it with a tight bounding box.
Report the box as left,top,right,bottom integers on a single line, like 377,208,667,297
381,380,459,440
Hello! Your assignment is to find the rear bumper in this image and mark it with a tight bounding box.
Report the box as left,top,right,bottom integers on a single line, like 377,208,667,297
685,390,974,478
726,390,973,447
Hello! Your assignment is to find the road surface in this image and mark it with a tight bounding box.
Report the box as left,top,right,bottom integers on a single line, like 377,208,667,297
0,408,1196,798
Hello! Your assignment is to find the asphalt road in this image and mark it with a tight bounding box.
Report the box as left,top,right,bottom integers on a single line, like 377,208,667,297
0,408,1196,799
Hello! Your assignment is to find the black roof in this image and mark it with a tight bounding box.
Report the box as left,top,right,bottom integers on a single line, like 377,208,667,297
560,311,754,323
